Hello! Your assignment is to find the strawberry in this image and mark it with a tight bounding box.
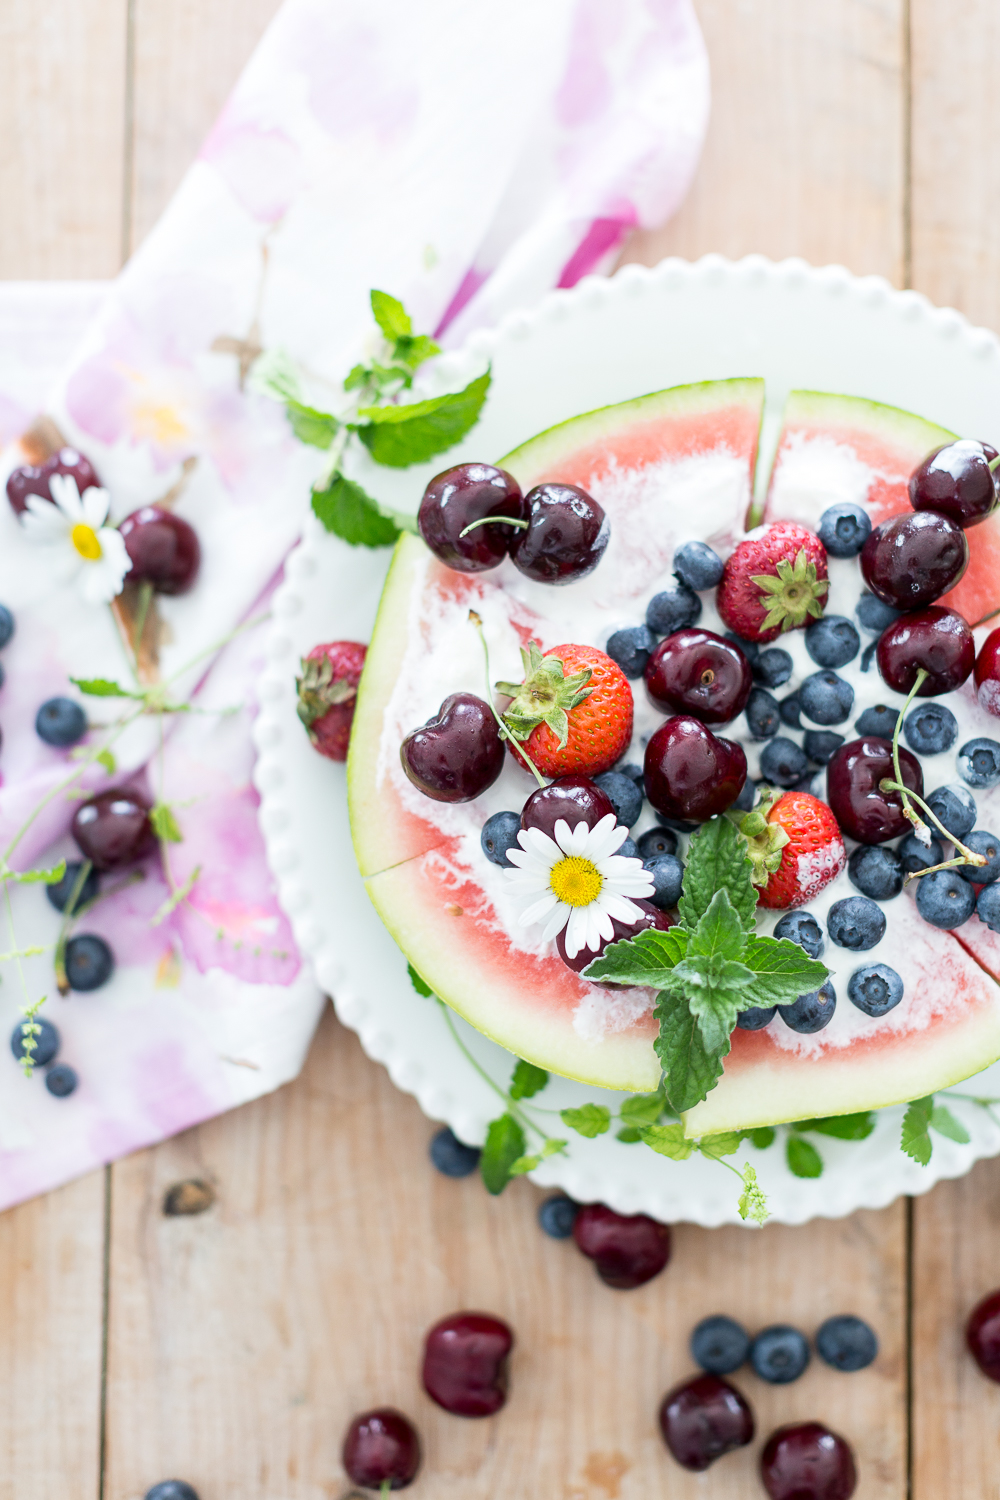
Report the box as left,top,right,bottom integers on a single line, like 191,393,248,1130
717,521,829,643
296,640,367,761
742,789,846,910
496,641,633,778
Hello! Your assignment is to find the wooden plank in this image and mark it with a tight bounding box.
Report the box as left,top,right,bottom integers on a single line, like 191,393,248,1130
0,1171,106,1500
0,0,128,278
622,0,907,284
103,1008,907,1498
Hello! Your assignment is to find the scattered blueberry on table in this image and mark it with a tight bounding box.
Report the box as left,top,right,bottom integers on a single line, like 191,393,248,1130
429,1126,481,1178
44,1064,78,1098
816,1314,879,1372
691,1314,751,1375
10,1018,59,1067
35,696,87,747
750,1324,811,1384
537,1195,579,1239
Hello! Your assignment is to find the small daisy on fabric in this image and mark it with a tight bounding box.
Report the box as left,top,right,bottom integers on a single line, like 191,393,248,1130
505,813,654,960
22,473,132,605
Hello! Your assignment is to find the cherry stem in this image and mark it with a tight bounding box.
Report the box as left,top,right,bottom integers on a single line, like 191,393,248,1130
889,669,931,837
877,777,986,871
458,514,529,537
380,1483,391,1499
989,453,1000,474
131,579,155,659
52,858,93,996
468,610,546,788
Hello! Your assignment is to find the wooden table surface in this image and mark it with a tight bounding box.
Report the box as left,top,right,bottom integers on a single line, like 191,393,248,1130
2,1,1000,1496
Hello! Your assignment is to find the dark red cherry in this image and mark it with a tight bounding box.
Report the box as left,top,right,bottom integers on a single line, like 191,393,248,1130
572,1203,671,1289
508,483,609,585
557,898,676,976
520,775,615,840
118,506,201,595
860,510,969,608
645,628,752,725
342,1407,421,1490
644,716,747,823
658,1373,755,1472
760,1421,857,1500
422,1311,513,1417
966,1288,1000,1382
827,737,923,845
400,693,504,802
71,789,157,871
417,463,525,573
910,439,1000,528
6,446,100,516
974,627,1000,718
875,606,974,696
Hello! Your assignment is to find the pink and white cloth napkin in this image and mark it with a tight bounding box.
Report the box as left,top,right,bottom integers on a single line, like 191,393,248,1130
0,0,709,1208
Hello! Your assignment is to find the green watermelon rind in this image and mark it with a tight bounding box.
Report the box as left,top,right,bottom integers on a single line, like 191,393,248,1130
779,389,956,453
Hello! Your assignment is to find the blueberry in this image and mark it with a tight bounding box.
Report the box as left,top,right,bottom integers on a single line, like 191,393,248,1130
957,830,1000,884
915,868,976,929
64,934,114,992
45,860,101,914
926,784,977,840
10,1018,59,1066
816,1314,879,1372
856,592,903,634
750,1324,811,1384
904,703,958,756
818,502,872,558
898,832,945,874
828,897,886,950
805,614,861,669
855,704,900,739
958,737,1000,791
538,1194,579,1239
35,696,87,748
724,631,759,664
746,688,781,740
645,583,701,636
773,910,825,959
736,1005,777,1031
619,837,639,859
644,853,684,909
753,648,793,688
481,811,522,867
803,729,844,764
977,883,1000,932
779,692,802,729
733,778,757,812
617,762,645,788
673,540,724,591
45,1063,78,1097
860,639,878,672
636,825,678,859
799,670,854,725
594,771,643,828
606,624,655,679
691,1314,751,1375
781,980,837,1033
429,1126,481,1178
759,737,809,789
0,604,14,649
848,844,904,901
847,963,904,1017
144,1485,200,1500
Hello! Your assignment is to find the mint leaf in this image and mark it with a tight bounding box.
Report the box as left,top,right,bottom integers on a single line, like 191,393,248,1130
901,1096,934,1165
356,370,491,468
312,473,400,548
639,1121,694,1160
95,748,116,774
510,1059,548,1100
393,333,440,371
151,802,182,844
407,963,432,997
698,1131,742,1159
70,677,135,698
786,1136,823,1178
509,1136,566,1175
616,1126,642,1143
560,1103,611,1138
738,935,830,1010
479,1113,526,1194
678,816,757,931
747,1126,776,1150
583,925,688,987
619,1092,667,1126
287,400,338,450
930,1103,971,1144
370,289,412,342
793,1112,875,1141
654,990,726,1112
687,888,747,963
738,1163,769,1223
10,861,67,886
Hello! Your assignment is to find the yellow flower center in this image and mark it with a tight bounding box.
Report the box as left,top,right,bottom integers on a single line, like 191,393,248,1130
549,855,602,908
71,524,103,561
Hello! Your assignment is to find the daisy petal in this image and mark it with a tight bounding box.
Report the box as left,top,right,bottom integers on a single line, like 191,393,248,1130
81,487,111,528
519,892,561,927
601,893,646,925
540,904,570,941
48,473,85,521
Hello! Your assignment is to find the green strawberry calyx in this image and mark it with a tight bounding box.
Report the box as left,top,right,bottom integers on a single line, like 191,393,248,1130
496,642,593,750
732,786,789,887
296,654,357,730
752,548,828,633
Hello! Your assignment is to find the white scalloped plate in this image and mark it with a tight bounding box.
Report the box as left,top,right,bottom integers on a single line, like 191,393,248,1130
253,255,1000,1226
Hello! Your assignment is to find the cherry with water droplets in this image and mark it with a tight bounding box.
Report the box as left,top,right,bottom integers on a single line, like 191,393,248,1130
658,1373,755,1471
827,737,923,845
71,789,157,871
557,898,676,975
6,446,100,516
973,626,1000,718
909,439,1000,528
509,483,609,585
644,715,747,823
645,628,752,725
417,463,525,573
875,606,975,696
572,1203,671,1288
760,1421,857,1500
860,510,969,608
520,775,615,840
400,693,504,802
966,1287,1000,1382
342,1407,421,1491
422,1311,513,1416
118,506,201,595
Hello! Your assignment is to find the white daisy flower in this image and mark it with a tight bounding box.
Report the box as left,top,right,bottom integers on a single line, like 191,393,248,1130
505,813,655,960
22,472,132,605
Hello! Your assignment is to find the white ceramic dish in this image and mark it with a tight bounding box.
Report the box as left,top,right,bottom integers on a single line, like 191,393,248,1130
252,254,1000,1225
